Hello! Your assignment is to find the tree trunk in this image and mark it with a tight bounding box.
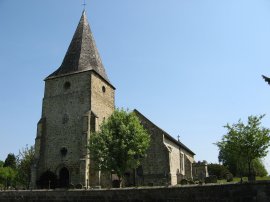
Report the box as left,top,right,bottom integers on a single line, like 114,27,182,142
248,160,255,182
112,175,122,188
248,161,251,178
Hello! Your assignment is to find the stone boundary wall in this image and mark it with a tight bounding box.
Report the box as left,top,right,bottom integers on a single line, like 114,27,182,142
0,181,270,202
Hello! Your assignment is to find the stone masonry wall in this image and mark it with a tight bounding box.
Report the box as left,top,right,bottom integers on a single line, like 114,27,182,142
136,112,170,186
163,138,181,185
1,182,270,202
163,138,194,185
89,72,115,187
36,72,93,186
34,71,115,188
90,73,115,130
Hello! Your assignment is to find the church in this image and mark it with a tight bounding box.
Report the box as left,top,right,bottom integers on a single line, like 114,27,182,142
32,10,196,188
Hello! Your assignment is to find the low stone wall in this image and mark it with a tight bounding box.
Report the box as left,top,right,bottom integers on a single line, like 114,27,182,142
0,181,270,202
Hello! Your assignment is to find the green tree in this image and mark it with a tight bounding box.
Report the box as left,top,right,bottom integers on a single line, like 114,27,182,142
0,160,4,168
88,109,150,187
0,167,17,188
216,115,270,181
4,153,17,169
16,145,35,188
253,159,268,177
207,163,232,180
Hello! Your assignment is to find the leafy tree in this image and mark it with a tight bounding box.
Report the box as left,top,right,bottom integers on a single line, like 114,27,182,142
4,153,17,169
216,115,270,181
0,160,4,168
207,163,232,180
88,109,150,187
0,166,17,188
16,145,35,188
253,159,268,177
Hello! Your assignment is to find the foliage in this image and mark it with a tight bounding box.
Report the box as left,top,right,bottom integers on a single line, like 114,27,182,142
0,166,17,188
216,115,270,180
253,159,268,177
205,175,218,184
207,163,232,180
4,153,17,169
226,173,234,182
16,145,35,188
88,109,150,185
0,161,3,168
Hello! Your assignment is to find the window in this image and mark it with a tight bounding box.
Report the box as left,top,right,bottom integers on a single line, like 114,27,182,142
102,86,106,93
90,114,96,133
180,153,184,172
64,82,71,90
60,147,68,157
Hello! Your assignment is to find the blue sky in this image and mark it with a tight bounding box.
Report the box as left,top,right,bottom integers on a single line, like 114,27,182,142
1,0,270,173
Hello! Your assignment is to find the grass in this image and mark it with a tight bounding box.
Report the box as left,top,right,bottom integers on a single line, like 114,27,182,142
217,176,270,184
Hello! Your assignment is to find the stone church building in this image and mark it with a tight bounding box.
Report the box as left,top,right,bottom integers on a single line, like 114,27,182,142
32,11,195,188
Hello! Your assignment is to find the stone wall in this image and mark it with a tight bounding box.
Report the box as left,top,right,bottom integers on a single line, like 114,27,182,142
36,72,93,186
135,111,170,186
89,72,115,187
90,72,115,130
1,182,270,202
34,70,115,188
134,110,195,186
163,138,181,185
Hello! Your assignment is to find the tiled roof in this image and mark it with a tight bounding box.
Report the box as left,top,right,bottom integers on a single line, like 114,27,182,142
47,10,110,85
262,75,270,85
134,109,195,156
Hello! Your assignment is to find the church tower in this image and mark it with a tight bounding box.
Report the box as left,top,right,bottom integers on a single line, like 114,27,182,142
32,11,115,188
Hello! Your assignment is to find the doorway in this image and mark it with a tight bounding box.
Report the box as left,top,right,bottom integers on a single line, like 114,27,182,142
59,167,69,188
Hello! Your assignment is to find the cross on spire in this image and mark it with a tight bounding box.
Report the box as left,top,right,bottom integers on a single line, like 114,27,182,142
82,0,87,10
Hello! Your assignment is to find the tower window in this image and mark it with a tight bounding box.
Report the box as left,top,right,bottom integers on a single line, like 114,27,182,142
102,86,106,93
60,147,68,157
64,82,71,90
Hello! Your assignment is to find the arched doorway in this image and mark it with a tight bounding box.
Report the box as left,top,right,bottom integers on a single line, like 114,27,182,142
37,170,57,189
59,167,69,188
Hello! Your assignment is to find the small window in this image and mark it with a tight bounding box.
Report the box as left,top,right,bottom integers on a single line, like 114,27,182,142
64,82,71,90
60,147,68,157
102,86,106,93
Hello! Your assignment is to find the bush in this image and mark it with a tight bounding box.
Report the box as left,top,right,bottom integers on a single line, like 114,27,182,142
205,175,217,184
207,163,231,180
226,173,234,182
75,184,83,189
180,179,188,185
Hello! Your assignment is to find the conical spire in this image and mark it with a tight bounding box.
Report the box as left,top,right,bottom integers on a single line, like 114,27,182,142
47,11,110,83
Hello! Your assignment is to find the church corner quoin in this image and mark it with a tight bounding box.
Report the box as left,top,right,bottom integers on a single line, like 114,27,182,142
31,11,203,189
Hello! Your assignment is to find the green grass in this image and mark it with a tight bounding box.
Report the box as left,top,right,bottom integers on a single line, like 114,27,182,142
256,176,270,181
217,176,270,184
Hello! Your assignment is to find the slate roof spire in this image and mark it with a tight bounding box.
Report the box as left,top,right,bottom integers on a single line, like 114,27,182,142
262,75,270,85
47,10,110,83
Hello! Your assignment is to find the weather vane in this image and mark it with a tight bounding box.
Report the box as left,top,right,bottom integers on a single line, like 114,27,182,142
82,0,87,10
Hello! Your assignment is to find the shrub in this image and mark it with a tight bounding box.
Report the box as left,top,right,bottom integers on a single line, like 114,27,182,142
226,173,234,182
180,179,188,185
207,163,231,180
205,175,217,184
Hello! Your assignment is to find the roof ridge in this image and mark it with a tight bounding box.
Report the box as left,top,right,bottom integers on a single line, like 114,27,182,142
134,109,195,155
